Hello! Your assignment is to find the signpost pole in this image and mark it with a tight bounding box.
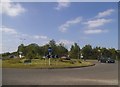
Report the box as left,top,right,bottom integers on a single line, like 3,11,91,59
48,46,52,66
49,58,50,66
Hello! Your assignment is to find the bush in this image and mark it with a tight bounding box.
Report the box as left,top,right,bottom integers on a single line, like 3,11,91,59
34,57,39,59
59,58,64,62
78,60,82,63
24,59,31,63
70,60,76,64
5,58,21,64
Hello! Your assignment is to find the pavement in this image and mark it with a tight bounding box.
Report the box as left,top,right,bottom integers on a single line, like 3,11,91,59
2,60,118,85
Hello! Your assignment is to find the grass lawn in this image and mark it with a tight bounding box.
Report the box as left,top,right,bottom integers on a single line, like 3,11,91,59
2,58,94,69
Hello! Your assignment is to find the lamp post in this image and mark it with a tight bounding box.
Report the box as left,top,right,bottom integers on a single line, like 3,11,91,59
98,49,101,61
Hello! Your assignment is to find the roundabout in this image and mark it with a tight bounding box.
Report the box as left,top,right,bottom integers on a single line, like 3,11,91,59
2,60,118,85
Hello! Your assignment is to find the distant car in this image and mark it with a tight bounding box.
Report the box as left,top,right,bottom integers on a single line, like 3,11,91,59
99,57,115,63
107,58,115,63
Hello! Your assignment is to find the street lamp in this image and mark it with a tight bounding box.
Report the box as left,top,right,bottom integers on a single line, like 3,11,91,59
98,49,102,61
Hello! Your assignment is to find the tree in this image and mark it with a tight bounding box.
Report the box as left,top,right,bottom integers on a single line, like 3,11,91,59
48,39,57,55
2,52,10,57
117,50,120,60
82,45,92,60
109,48,117,59
69,43,80,59
17,44,26,56
49,39,56,47
15,40,119,60
26,50,35,59
101,48,111,58
57,43,68,57
28,43,40,58
91,47,101,59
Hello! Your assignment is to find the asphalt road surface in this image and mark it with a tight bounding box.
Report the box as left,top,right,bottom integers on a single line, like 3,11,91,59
2,60,118,85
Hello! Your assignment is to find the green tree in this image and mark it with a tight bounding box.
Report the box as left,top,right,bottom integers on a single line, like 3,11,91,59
25,43,40,59
69,43,80,59
117,50,120,60
91,47,101,59
82,45,92,60
109,48,117,59
57,43,68,57
17,44,26,56
101,48,111,58
2,52,10,57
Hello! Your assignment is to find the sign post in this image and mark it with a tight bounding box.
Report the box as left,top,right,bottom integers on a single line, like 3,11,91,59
49,57,50,66
48,46,52,66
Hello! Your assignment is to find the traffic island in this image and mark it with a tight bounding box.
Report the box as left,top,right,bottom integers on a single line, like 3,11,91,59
2,58,95,69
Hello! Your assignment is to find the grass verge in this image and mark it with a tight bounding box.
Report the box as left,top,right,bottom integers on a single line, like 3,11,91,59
2,58,94,69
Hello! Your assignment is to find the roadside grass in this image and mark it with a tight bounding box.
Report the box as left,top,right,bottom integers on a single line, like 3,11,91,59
2,58,94,69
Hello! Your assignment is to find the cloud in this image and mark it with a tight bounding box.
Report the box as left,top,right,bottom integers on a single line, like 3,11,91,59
55,0,70,10
33,35,48,40
1,26,50,53
57,39,74,51
82,9,115,35
0,0,26,17
0,26,18,35
83,18,112,28
84,29,108,34
57,39,74,45
59,17,82,32
96,9,115,18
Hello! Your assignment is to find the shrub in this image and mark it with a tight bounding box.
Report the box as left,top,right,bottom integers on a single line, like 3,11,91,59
70,60,75,64
5,58,21,64
78,60,82,63
24,59,31,63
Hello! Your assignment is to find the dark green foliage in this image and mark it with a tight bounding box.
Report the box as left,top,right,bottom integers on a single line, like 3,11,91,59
82,45,92,59
24,59,31,63
16,40,68,59
2,52,10,57
5,58,21,64
91,47,101,60
2,39,119,60
117,50,120,60
101,48,111,57
17,44,26,56
69,43,80,59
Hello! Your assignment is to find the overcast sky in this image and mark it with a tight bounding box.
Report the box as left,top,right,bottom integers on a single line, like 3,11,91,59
0,1,118,53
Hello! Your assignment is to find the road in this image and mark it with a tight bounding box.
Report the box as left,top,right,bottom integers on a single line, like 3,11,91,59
2,60,118,85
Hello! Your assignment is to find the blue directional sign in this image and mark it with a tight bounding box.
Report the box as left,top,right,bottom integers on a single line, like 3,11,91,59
48,47,52,53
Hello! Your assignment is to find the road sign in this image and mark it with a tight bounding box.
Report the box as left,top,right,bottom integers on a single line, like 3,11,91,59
48,47,52,53
48,47,52,65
